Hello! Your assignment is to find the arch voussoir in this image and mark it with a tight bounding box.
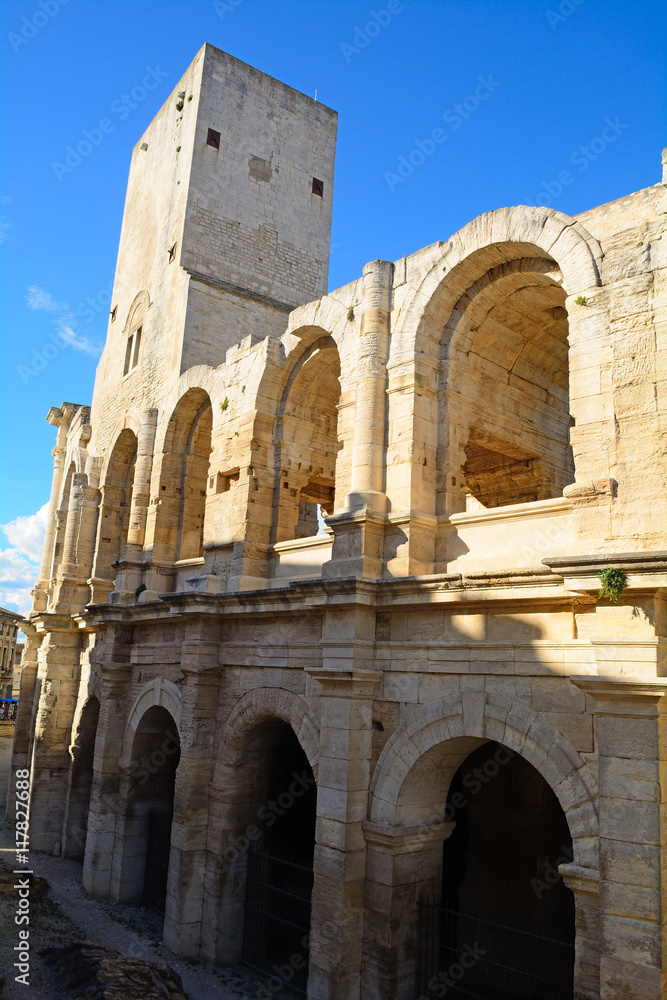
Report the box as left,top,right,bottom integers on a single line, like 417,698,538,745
369,696,599,866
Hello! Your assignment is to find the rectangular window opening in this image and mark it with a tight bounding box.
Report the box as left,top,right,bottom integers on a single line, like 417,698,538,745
131,327,142,368
123,334,133,376
207,128,221,150
312,177,324,197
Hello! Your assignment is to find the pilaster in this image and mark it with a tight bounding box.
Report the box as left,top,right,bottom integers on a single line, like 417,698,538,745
306,667,380,1000
571,676,667,1000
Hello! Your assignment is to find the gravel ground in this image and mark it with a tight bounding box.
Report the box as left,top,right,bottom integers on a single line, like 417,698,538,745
0,734,290,1000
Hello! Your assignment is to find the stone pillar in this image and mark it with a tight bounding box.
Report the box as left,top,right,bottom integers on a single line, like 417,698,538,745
6,623,39,820
88,484,124,605
559,863,601,1000
324,262,393,580
163,618,220,957
77,483,101,584
362,821,455,1000
27,614,82,852
59,473,86,577
32,435,67,613
83,629,132,896
572,676,667,1000
348,260,393,512
126,408,158,549
306,668,380,1000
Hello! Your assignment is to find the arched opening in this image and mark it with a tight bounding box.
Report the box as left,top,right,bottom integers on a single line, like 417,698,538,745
274,338,341,543
214,719,317,993
119,706,180,922
94,429,137,585
154,389,213,584
438,256,574,514
63,696,100,860
419,740,574,999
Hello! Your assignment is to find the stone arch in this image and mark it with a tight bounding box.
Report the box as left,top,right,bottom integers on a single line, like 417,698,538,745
391,206,602,363
122,289,151,334
98,411,142,485
153,385,213,570
272,335,342,542
369,693,598,868
216,687,319,778
120,677,183,765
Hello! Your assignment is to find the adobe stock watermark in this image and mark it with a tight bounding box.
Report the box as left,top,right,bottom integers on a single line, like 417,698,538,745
51,66,169,181
7,0,70,54
220,769,315,872
340,1,405,62
545,0,586,31
429,744,515,825
418,941,487,999
525,117,628,209
214,0,244,20
18,281,112,385
385,75,501,191
531,844,573,898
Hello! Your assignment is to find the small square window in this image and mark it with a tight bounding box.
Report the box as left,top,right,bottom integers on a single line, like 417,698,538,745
312,177,324,197
207,128,221,150
168,243,176,263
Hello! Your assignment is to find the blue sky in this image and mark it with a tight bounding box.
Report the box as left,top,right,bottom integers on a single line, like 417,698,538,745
0,0,664,613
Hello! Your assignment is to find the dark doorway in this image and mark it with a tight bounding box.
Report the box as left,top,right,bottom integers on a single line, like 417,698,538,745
120,706,180,925
242,725,316,996
418,741,574,1000
64,697,100,860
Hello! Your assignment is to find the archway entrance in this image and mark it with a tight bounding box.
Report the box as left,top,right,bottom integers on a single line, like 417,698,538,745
241,723,317,995
63,697,100,860
119,706,180,921
418,741,574,999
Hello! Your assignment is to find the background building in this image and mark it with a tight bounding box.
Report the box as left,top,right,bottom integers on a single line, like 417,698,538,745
9,44,667,1000
0,606,24,714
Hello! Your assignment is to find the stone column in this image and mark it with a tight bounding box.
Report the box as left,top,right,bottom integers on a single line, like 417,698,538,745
163,617,221,957
572,676,667,1000
348,260,393,513
111,409,158,602
59,473,86,577
88,484,124,605
126,408,158,549
27,614,81,852
33,434,67,613
324,261,393,580
362,821,455,1000
306,668,380,1000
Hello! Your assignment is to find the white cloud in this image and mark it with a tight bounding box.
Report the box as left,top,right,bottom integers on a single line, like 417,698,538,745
27,285,68,312
0,503,48,616
2,503,49,562
57,321,102,358
25,284,103,359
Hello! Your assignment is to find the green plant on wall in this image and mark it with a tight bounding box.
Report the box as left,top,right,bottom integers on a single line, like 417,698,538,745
134,583,147,598
598,567,627,603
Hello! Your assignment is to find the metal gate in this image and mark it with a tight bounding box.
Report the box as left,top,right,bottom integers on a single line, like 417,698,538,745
142,808,173,914
242,844,314,996
417,899,574,1000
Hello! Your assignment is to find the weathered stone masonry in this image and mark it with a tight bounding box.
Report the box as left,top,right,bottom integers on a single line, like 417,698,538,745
9,42,667,1000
